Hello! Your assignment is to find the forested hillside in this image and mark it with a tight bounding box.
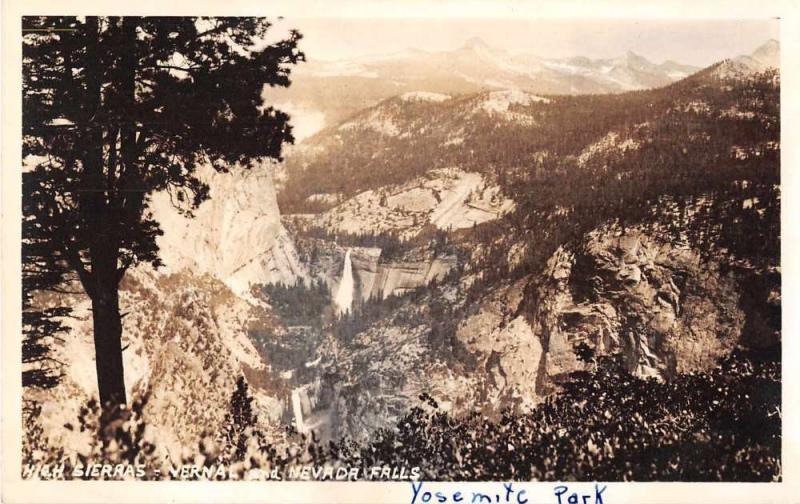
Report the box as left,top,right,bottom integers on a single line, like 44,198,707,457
270,56,780,473
281,64,778,280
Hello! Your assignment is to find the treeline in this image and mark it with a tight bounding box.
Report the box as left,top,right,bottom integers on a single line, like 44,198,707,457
343,347,780,481
22,169,74,391
23,346,780,481
286,69,780,415
295,225,457,263
331,289,425,345
280,69,781,333
296,227,408,262
261,278,331,328
468,69,779,297
278,73,700,211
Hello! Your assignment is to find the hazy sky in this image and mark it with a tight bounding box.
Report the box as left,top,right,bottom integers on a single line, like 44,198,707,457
272,18,778,66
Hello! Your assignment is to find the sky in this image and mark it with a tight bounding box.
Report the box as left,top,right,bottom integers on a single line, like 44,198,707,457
269,18,778,67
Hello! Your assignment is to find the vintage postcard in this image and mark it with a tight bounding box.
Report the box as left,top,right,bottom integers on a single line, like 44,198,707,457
2,0,798,503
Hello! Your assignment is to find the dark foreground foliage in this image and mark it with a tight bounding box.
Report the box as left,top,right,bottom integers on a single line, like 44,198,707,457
24,347,780,481
346,348,780,481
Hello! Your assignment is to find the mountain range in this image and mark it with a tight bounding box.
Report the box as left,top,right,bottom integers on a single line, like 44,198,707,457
713,38,780,78
314,36,699,92
266,36,710,140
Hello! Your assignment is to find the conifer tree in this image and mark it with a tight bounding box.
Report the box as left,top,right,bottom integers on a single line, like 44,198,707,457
22,16,303,409
223,376,259,462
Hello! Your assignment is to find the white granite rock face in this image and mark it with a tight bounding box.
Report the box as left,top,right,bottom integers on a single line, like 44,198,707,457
151,164,307,297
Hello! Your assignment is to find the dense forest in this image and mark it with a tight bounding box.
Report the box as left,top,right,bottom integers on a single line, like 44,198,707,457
268,65,780,481
261,279,331,328
339,347,780,481
279,67,773,208
476,67,779,309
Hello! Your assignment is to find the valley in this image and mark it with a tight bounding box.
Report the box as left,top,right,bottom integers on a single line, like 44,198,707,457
245,39,780,444
23,34,781,480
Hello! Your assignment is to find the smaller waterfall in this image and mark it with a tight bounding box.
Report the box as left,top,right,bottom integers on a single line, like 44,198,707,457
334,248,354,315
291,388,306,433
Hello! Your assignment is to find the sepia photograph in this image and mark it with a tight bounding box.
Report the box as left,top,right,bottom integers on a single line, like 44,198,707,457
6,2,787,496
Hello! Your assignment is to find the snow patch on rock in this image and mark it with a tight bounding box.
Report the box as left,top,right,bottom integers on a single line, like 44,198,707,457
443,136,464,146
475,89,549,125
480,89,550,113
306,193,341,205
429,171,514,230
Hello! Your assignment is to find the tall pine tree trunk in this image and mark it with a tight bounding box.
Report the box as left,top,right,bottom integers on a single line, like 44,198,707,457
90,265,127,408
82,17,128,410
90,17,142,410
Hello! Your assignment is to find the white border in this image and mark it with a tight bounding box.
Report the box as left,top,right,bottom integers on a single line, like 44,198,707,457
2,1,798,503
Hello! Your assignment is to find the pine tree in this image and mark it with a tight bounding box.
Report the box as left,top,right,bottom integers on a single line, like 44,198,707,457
22,16,304,410
22,169,73,389
223,376,259,462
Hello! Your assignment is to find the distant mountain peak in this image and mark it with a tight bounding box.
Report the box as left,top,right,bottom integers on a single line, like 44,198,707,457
277,40,705,134
751,38,780,66
710,38,780,79
760,38,779,49
717,38,781,76
463,36,491,50
624,50,652,65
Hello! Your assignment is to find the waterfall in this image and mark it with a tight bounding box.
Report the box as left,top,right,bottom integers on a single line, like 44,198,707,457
333,249,354,315
334,248,354,315
291,388,306,434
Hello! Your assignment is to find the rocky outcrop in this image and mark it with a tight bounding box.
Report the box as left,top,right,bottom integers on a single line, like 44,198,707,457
350,248,456,300
27,163,307,460
306,225,757,441
455,279,542,409
306,168,514,240
455,226,747,408
27,268,287,460
295,241,456,303
534,228,745,382
326,324,481,442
